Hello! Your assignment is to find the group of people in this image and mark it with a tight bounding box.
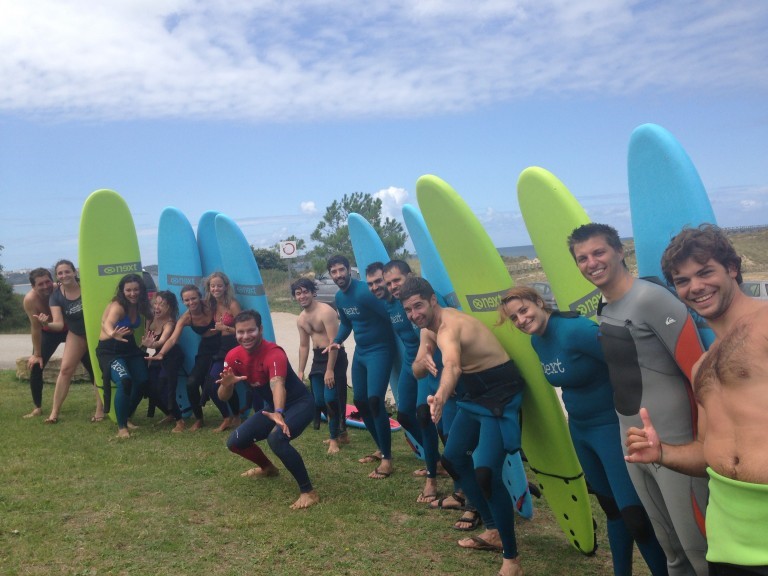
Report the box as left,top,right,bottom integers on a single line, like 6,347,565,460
21,222,766,575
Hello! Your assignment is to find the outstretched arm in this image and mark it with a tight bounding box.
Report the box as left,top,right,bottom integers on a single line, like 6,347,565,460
427,326,462,424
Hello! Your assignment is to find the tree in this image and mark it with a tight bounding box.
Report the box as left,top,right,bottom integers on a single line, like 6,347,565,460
308,192,408,272
0,245,28,330
251,246,287,271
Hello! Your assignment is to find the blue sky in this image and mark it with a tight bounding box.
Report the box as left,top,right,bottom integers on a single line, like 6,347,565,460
2,0,767,271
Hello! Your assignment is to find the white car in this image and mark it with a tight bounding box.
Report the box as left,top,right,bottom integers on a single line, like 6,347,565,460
740,280,768,300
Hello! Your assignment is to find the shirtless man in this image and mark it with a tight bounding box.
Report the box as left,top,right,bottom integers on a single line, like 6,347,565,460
219,310,319,510
569,223,708,576
22,268,65,418
292,277,349,455
400,276,525,576
627,224,768,575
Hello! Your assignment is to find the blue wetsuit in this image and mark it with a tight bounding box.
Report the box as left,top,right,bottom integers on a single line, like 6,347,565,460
598,280,708,576
95,313,148,428
443,360,524,560
334,279,395,459
532,312,668,576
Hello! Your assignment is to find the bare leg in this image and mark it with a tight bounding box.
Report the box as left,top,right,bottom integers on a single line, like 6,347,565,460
47,333,88,421
290,490,320,510
93,385,105,420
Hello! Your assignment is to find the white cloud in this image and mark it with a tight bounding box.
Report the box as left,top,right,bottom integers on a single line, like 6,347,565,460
2,1,766,120
374,186,409,219
300,201,317,214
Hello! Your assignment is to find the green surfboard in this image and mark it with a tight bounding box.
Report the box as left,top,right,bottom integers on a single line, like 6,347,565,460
79,190,144,423
517,167,600,319
417,174,595,554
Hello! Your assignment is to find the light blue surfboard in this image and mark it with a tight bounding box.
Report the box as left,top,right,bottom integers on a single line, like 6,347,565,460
197,211,223,277
347,213,412,450
214,214,275,343
157,207,200,418
402,204,533,519
628,123,717,346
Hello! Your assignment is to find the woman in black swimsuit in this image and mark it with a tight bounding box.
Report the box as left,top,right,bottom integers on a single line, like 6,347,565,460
151,285,218,431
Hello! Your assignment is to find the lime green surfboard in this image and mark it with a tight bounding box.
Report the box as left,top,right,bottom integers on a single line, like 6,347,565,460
79,190,144,423
517,167,600,319
417,174,595,554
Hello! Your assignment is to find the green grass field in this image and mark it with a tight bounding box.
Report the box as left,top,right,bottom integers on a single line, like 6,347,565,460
0,372,656,576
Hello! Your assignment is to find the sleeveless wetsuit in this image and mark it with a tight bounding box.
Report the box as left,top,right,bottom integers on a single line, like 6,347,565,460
309,346,348,440
225,340,314,492
334,278,396,459
532,312,667,576
598,279,709,576
442,360,524,560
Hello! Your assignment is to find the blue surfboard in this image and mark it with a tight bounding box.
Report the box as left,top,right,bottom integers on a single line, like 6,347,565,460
157,207,200,418
402,204,533,519
628,123,717,346
197,211,223,277
214,214,275,343
347,213,413,450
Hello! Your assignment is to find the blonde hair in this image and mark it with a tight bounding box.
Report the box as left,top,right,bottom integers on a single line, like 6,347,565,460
204,271,236,312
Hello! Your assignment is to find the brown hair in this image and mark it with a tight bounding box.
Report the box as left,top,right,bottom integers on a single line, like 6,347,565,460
661,224,742,285
496,286,551,326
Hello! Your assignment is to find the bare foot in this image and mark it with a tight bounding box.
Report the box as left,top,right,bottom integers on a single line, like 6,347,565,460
44,415,59,424
368,459,392,479
241,465,279,478
323,430,350,445
126,421,139,430
171,420,186,433
189,419,204,432
117,428,131,439
498,557,523,576
213,417,232,433
290,490,320,510
326,439,340,455
24,408,43,419
230,416,242,428
156,414,175,425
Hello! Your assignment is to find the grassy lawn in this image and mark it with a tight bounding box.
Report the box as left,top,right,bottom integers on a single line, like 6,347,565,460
0,372,654,576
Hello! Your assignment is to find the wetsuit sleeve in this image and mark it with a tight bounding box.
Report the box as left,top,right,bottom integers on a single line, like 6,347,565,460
642,286,704,382
334,301,352,344
263,346,289,379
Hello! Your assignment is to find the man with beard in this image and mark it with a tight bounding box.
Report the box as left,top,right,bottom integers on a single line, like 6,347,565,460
324,255,395,479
